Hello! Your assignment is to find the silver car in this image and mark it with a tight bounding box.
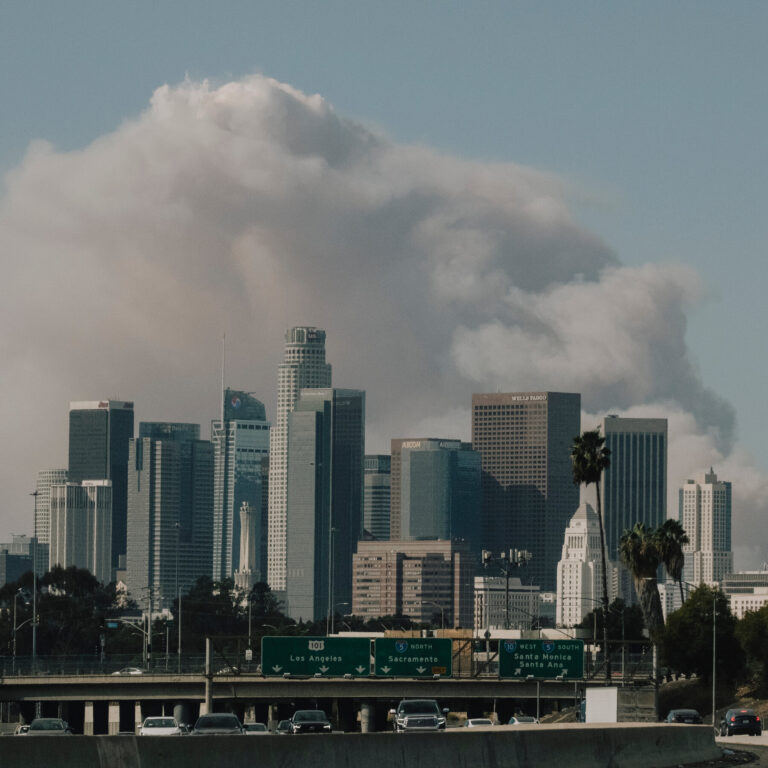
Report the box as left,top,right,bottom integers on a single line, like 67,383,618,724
139,716,182,736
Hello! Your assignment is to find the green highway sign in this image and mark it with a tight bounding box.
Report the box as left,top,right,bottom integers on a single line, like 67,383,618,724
499,639,584,679
374,637,452,677
261,636,371,677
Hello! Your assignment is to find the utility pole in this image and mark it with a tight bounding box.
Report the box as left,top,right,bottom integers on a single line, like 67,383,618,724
30,491,38,672
482,549,532,629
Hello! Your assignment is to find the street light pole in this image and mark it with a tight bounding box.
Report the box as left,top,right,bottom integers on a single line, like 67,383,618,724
712,591,716,726
30,490,38,671
175,522,181,674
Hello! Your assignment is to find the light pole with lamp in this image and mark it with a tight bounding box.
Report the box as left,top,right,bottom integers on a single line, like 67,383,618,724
30,490,39,671
424,600,445,631
482,549,532,629
175,522,182,674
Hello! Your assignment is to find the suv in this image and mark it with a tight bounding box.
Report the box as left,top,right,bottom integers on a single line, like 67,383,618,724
390,699,448,732
289,710,332,734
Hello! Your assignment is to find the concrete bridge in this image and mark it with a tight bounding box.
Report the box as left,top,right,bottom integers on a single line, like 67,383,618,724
0,674,656,734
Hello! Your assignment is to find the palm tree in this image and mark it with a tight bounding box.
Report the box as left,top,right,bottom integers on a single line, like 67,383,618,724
571,429,612,680
655,519,689,605
618,523,664,640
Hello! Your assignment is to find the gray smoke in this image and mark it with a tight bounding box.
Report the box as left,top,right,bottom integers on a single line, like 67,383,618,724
0,75,759,565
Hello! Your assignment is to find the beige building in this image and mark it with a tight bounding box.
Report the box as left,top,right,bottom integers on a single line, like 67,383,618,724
352,539,474,628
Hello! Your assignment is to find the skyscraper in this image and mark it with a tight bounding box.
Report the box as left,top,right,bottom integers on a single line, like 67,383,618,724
363,455,391,540
68,400,134,572
34,468,68,574
397,439,481,552
680,468,733,586
211,389,270,581
601,416,667,563
471,392,581,591
49,480,113,584
267,327,332,592
284,388,364,621
126,423,214,608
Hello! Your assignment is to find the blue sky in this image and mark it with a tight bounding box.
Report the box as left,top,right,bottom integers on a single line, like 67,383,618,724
1,2,766,559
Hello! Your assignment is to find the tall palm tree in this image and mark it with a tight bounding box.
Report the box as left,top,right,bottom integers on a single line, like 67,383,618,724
571,429,611,680
618,523,665,640
655,519,690,605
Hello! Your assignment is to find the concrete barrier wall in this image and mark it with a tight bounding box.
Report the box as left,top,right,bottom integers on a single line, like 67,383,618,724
0,724,719,768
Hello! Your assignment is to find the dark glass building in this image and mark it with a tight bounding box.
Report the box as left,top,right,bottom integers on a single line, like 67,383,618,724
471,392,580,592
285,388,365,621
68,400,134,572
126,422,214,608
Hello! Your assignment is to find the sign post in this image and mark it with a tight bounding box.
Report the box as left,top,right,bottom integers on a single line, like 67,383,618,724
261,636,370,677
374,637,452,677
498,639,584,679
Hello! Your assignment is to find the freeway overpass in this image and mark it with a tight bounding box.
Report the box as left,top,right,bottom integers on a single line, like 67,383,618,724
0,673,655,734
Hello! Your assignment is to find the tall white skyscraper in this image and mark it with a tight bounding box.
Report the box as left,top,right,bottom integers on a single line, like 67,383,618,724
681,468,733,586
267,327,332,591
556,502,617,628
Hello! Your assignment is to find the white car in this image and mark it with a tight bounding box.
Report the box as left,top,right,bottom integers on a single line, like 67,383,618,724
112,667,144,676
139,716,182,736
463,718,494,728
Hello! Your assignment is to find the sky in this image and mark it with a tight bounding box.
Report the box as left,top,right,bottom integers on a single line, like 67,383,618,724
1,2,766,569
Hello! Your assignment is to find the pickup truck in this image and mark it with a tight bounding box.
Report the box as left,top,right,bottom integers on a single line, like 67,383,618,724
390,699,448,732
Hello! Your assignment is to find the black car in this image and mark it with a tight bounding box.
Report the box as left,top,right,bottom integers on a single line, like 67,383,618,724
665,709,703,724
289,709,332,734
719,708,762,737
191,713,244,735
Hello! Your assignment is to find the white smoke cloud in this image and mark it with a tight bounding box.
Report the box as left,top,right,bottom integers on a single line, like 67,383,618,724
0,74,763,567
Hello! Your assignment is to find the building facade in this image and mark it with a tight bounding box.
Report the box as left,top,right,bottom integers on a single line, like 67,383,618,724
267,327,332,592
34,469,68,576
352,539,474,628
284,388,365,622
680,468,733,587
211,389,270,581
601,416,667,566
68,400,134,572
49,480,112,584
556,503,618,628
363,455,391,540
396,439,481,554
471,392,581,591
126,423,214,609
473,576,541,631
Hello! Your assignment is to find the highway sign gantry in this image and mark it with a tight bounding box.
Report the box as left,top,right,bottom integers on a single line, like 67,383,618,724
261,636,371,677
498,638,584,679
374,637,452,677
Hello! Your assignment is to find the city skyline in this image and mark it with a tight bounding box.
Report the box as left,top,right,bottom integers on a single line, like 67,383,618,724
2,6,767,572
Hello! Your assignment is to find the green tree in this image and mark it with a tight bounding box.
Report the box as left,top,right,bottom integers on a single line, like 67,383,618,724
662,584,744,684
571,428,612,679
735,605,768,688
655,519,689,605
619,523,664,640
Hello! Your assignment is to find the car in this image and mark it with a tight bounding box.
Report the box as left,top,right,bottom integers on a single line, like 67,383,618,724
275,719,292,735
111,667,144,676
244,722,269,734
463,718,494,728
139,716,183,736
665,709,703,724
508,715,539,725
14,724,30,735
289,709,332,734
190,713,244,735
719,708,762,737
390,699,448,732
25,718,72,735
